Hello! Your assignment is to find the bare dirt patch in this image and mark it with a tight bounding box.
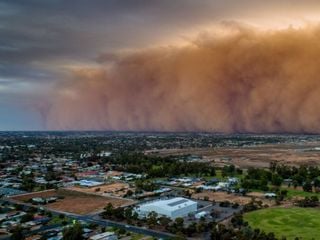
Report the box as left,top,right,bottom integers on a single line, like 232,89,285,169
68,182,133,198
11,189,134,215
192,191,275,206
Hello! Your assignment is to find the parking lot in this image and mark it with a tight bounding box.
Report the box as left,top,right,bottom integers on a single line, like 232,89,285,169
183,199,243,225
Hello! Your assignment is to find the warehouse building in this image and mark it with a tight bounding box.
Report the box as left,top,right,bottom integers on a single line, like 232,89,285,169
136,197,197,219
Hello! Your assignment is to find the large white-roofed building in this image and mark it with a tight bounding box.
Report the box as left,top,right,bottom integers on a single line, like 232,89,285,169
136,197,197,219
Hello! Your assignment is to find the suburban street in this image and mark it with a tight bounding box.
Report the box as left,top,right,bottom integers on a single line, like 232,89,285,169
1,198,176,239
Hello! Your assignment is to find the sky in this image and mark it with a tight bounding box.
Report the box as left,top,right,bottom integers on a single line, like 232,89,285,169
2,0,320,132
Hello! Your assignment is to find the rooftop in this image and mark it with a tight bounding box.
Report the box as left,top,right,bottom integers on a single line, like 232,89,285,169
141,197,196,210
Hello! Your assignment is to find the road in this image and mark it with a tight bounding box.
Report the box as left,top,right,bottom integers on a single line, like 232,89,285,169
1,198,176,239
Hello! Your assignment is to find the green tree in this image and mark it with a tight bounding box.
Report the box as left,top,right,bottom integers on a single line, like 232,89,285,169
159,216,171,228
146,211,158,228
303,180,313,192
185,222,197,236
271,174,283,187
103,203,114,218
313,178,320,188
63,222,83,240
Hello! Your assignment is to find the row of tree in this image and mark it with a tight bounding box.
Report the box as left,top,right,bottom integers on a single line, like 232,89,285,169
104,152,216,177
241,163,320,192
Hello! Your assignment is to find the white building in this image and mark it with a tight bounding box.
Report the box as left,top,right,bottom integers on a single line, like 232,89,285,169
76,180,104,187
136,197,197,219
89,232,117,240
195,211,208,219
264,192,277,198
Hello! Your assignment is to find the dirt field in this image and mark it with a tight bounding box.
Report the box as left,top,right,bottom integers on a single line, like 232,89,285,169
192,191,275,206
68,182,132,198
148,142,320,168
11,189,134,215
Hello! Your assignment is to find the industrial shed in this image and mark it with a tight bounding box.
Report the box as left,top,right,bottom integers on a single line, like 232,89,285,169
136,197,197,219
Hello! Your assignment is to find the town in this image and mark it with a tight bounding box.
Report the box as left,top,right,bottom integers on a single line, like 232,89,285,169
0,132,320,240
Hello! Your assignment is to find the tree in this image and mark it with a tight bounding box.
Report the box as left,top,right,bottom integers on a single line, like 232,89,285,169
126,189,133,197
269,161,277,173
103,203,114,218
231,214,244,228
10,225,24,240
280,189,288,197
132,211,139,221
146,211,158,228
169,217,185,234
271,174,283,187
159,216,171,228
124,207,132,218
311,195,319,203
297,196,319,207
20,213,34,223
21,174,35,191
124,207,133,223
175,217,184,225
196,221,206,233
185,222,197,236
113,207,125,220
313,178,320,188
303,180,313,192
63,222,83,240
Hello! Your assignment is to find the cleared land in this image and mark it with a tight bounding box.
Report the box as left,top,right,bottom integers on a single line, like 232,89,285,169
69,182,132,198
192,191,275,206
244,207,320,240
11,189,134,215
148,142,320,168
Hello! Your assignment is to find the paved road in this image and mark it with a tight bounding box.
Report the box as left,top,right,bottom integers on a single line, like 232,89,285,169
78,215,175,239
1,198,175,239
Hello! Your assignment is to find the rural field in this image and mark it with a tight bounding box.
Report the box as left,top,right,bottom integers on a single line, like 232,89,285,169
244,207,320,240
148,142,320,168
11,189,134,215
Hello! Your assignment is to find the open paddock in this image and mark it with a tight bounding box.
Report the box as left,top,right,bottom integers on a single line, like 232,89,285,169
148,142,320,168
192,191,275,206
11,189,134,215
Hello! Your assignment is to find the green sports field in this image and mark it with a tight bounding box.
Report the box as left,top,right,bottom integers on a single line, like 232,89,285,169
244,207,320,240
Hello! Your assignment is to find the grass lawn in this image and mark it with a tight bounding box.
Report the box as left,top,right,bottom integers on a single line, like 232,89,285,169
131,234,153,240
209,169,244,180
244,207,320,240
284,188,320,198
48,215,69,225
